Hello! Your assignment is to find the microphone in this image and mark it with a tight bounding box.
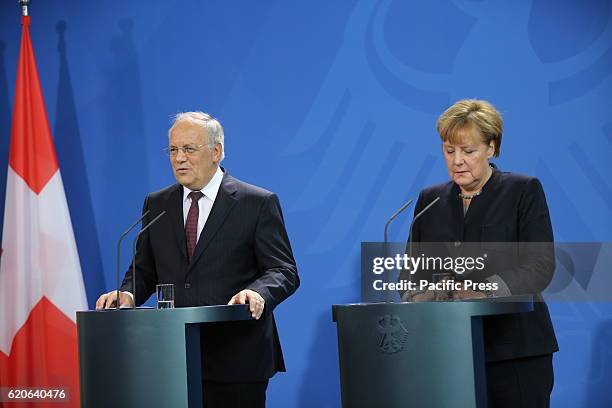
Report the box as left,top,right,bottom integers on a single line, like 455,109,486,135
130,211,167,309
404,197,440,301
383,199,413,303
384,199,414,245
115,210,150,310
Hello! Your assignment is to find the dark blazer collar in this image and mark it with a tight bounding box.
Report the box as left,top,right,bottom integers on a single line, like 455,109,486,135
484,162,499,192
168,183,187,259
217,166,238,196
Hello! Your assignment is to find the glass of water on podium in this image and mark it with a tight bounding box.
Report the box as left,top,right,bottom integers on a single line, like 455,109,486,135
156,284,174,309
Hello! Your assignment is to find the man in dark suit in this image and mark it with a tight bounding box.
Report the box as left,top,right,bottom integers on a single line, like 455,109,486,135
96,111,299,407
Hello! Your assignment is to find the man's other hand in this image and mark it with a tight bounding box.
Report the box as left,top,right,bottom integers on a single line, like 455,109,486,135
228,289,265,320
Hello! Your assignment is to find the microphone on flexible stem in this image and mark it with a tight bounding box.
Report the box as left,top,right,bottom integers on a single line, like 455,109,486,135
131,211,166,309
383,199,413,303
404,197,440,301
116,210,150,310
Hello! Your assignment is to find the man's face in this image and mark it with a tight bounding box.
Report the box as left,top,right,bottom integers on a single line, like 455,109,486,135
169,121,222,190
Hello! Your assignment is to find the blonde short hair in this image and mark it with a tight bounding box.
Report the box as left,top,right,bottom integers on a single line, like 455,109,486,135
436,99,503,157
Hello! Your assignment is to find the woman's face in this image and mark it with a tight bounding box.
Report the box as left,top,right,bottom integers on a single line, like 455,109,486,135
442,126,494,192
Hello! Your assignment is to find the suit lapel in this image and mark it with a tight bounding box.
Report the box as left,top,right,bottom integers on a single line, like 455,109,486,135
168,184,187,260
188,172,238,270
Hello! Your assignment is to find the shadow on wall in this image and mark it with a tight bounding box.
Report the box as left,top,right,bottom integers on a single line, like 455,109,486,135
584,318,612,407
53,21,106,309
0,40,12,246
98,19,151,295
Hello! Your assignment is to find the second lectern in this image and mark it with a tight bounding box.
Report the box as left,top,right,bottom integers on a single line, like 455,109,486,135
332,297,533,408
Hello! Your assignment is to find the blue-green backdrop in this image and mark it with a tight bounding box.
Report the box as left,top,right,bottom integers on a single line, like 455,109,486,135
0,1,611,406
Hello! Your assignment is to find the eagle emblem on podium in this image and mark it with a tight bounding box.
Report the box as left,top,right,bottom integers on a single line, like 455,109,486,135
377,314,409,354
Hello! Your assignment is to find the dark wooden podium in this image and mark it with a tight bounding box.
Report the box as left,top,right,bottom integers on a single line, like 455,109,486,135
77,305,251,408
332,297,533,408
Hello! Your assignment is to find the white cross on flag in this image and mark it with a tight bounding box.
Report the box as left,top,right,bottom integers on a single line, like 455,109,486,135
0,15,87,407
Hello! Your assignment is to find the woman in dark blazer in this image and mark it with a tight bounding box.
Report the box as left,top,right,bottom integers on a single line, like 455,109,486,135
401,99,558,407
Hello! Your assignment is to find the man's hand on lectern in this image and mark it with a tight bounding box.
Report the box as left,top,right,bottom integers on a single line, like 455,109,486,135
228,289,265,320
95,290,135,309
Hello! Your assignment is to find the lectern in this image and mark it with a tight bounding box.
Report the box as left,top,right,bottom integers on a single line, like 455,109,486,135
77,305,251,408
332,297,533,408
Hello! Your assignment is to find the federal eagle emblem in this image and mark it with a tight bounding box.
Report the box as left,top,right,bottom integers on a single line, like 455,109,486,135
377,314,409,354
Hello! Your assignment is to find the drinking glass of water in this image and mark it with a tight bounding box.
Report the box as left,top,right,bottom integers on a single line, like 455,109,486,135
156,284,174,309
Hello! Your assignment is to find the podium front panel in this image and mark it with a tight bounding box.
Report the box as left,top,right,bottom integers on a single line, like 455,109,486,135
332,299,532,408
77,305,251,408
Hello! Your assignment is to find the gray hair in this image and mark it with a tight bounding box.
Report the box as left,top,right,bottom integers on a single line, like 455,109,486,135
169,111,225,161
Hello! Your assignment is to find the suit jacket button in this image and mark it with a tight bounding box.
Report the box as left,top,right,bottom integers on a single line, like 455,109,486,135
454,241,461,247
184,283,191,289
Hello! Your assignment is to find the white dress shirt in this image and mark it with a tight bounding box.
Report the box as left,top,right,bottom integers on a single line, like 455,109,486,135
182,166,223,243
